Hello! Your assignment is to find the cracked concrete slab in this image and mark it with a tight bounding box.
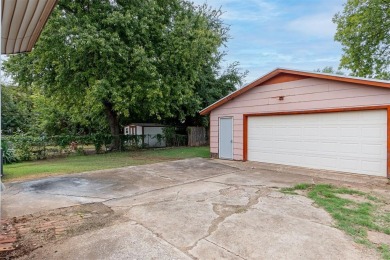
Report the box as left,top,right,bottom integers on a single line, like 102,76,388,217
20,221,192,260
105,179,229,209
254,194,334,225
128,198,216,251
1,191,106,219
202,207,376,260
205,172,314,189
2,158,387,259
2,158,236,217
216,160,389,189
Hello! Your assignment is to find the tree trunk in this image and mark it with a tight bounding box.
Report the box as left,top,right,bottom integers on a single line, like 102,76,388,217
103,101,121,151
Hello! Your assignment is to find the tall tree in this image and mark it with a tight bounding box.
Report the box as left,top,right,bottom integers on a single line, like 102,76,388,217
4,0,243,149
333,0,390,79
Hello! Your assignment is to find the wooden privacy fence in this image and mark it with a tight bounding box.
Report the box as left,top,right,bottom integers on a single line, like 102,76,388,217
187,127,207,146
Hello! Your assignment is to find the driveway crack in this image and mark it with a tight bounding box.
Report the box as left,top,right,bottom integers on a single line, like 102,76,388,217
38,192,109,200
203,180,266,188
187,188,270,253
113,197,178,209
204,238,247,260
128,218,194,259
175,188,182,201
155,174,176,181
102,172,234,204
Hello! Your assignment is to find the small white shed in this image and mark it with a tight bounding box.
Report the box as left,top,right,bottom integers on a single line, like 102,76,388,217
124,123,166,147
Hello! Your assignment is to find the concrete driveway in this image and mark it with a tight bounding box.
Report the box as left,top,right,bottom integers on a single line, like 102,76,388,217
2,158,388,259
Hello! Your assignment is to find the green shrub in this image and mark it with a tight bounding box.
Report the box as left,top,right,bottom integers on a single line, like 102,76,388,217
1,140,18,164
6,133,42,161
162,127,187,147
163,127,176,146
2,131,190,163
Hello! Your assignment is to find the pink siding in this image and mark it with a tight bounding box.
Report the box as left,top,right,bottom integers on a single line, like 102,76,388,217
210,78,390,160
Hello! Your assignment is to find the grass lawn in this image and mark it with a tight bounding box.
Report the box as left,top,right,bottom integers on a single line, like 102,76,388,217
282,184,390,259
3,146,210,182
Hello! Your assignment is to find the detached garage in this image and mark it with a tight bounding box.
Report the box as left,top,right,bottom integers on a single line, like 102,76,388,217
200,68,390,178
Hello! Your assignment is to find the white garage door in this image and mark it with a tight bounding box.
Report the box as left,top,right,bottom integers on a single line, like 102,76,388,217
248,110,387,177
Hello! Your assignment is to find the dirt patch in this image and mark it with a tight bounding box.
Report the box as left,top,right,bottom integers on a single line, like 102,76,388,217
337,193,374,204
0,220,17,252
367,231,390,246
0,203,121,259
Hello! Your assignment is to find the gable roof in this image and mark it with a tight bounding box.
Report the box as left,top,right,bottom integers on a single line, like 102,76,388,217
199,68,390,115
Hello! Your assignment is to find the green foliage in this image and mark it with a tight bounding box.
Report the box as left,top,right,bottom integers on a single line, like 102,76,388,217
281,183,313,194
185,60,247,126
4,1,245,144
5,134,85,162
292,183,312,190
1,85,34,134
308,185,377,237
154,134,164,147
314,66,345,75
120,134,144,150
6,133,45,161
380,244,390,260
2,84,108,136
173,135,188,146
30,89,108,136
89,133,112,153
163,127,177,146
333,0,390,79
3,130,189,163
161,127,187,146
1,140,18,164
50,135,77,149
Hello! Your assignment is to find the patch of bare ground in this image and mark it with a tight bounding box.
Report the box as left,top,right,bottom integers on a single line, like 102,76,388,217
0,203,122,259
338,193,376,204
368,231,390,246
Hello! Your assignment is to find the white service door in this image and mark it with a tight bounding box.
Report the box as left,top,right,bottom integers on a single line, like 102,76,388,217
219,117,233,159
248,110,387,177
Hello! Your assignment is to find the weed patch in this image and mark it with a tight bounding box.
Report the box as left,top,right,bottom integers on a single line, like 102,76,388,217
283,183,390,259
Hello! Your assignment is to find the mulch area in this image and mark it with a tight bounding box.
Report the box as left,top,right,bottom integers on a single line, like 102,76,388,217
0,203,118,259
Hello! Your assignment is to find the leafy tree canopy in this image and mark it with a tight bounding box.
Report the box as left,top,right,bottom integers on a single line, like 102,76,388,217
30,88,109,136
1,84,107,136
333,0,390,79
315,66,345,75
1,85,33,134
4,0,245,148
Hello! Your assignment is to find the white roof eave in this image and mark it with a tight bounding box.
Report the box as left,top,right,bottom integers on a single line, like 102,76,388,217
1,0,57,54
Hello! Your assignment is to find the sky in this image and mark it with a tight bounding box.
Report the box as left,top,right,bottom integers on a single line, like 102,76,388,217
192,0,347,83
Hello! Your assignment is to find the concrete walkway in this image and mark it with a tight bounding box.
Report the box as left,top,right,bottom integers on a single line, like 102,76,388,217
2,158,388,259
